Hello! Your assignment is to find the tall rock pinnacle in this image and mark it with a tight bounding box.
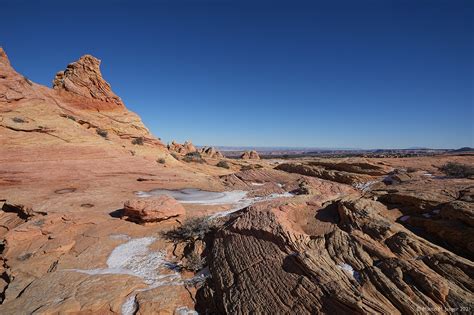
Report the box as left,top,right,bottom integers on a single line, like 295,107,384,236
53,54,124,107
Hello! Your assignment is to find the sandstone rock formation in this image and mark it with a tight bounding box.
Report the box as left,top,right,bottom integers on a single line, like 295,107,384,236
200,146,224,159
123,195,185,224
168,140,197,155
53,54,124,107
240,150,260,160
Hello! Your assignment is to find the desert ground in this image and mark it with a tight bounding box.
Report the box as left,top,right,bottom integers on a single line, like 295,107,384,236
0,48,473,314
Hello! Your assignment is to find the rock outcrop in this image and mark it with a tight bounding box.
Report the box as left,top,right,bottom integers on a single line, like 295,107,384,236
168,140,197,155
240,150,260,160
200,147,224,159
198,195,474,314
123,196,185,224
53,55,124,107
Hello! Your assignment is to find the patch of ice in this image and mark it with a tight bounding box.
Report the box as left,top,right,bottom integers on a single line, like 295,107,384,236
251,182,265,186
422,213,431,218
338,263,361,283
121,294,137,315
399,215,410,222
136,188,248,205
423,173,433,177
68,237,181,286
353,181,378,192
432,209,440,214
176,306,199,315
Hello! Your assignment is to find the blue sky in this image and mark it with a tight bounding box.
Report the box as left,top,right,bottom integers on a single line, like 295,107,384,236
1,0,473,149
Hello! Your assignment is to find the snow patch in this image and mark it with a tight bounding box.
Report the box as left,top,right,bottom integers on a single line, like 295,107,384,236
353,181,378,192
68,237,181,287
422,213,431,218
136,188,248,205
121,294,137,315
251,182,265,186
338,263,361,283
176,306,199,315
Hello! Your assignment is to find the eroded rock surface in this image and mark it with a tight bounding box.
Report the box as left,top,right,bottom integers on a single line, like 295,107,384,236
199,195,474,314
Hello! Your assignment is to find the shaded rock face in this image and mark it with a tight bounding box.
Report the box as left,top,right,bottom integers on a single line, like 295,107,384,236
199,147,223,159
240,150,260,160
53,55,124,107
199,196,474,314
123,195,185,224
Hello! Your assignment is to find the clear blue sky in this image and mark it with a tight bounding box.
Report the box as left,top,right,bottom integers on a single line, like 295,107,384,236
1,0,473,149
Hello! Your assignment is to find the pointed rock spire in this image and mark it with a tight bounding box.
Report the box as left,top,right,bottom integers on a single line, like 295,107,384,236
0,47,11,66
53,54,124,107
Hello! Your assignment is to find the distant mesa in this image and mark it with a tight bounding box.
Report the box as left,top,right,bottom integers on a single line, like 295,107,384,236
53,54,124,107
241,150,260,160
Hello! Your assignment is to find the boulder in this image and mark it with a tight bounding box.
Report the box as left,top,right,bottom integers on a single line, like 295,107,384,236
123,196,185,224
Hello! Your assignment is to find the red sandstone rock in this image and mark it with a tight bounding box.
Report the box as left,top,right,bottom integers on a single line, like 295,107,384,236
53,55,124,107
200,147,224,158
168,140,197,155
123,195,185,224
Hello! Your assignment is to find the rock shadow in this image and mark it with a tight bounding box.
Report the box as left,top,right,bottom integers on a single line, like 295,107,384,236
109,208,125,218
315,202,339,224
